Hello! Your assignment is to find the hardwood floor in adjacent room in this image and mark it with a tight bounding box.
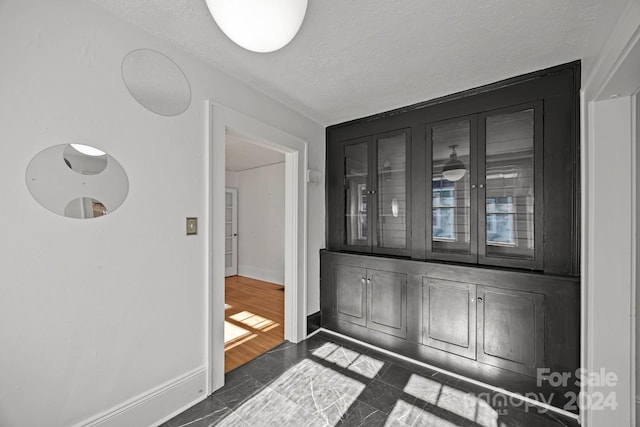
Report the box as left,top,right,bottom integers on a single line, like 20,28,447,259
224,275,284,372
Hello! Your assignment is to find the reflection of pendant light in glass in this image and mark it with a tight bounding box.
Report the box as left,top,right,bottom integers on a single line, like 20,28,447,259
205,0,308,53
391,198,399,218
442,145,466,182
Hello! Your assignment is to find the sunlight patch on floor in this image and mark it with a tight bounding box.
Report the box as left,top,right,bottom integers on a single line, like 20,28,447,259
229,310,276,330
404,374,499,427
224,320,250,344
386,399,457,427
312,342,385,379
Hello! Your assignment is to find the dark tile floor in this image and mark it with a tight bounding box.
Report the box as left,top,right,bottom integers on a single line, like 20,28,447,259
162,332,579,427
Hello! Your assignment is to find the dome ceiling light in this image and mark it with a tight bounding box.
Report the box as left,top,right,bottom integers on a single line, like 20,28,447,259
205,0,308,53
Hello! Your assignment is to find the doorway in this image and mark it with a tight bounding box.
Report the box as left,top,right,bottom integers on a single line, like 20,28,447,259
223,131,286,371
208,103,308,392
581,12,640,425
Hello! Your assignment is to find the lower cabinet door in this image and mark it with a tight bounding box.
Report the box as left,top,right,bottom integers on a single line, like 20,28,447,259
367,269,407,338
335,265,367,326
477,286,545,377
422,277,476,359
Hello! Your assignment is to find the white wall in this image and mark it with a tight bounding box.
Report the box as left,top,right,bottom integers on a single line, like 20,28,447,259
236,163,286,285
0,1,324,426
225,170,238,188
26,145,128,217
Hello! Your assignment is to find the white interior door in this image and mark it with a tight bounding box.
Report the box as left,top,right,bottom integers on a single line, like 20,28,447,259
225,188,238,277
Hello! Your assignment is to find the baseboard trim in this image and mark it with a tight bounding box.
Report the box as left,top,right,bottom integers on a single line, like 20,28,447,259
306,311,321,335
238,265,284,286
317,328,580,421
75,366,208,427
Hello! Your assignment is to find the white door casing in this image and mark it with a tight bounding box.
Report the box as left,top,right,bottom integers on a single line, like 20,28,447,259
207,102,308,394
581,3,640,425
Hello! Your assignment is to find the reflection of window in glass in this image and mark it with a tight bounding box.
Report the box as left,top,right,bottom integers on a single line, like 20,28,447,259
485,108,535,259
486,197,515,245
431,119,471,255
358,183,368,240
432,178,455,240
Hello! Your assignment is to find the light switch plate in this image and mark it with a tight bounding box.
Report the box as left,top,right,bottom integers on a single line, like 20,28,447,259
186,217,198,235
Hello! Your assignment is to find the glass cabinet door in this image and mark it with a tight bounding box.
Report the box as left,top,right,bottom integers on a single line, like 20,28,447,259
343,140,370,247
429,118,475,258
375,130,408,252
480,105,541,266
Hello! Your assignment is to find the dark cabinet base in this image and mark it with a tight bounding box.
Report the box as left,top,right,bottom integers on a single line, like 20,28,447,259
320,250,580,413
423,277,477,359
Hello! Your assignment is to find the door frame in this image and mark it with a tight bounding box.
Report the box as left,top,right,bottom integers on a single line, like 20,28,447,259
206,103,308,392
581,3,640,425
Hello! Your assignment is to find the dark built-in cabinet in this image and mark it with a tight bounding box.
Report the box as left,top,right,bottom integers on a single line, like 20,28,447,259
327,61,580,276
422,276,545,376
322,62,581,410
426,102,543,270
321,250,579,409
329,259,547,378
335,265,407,338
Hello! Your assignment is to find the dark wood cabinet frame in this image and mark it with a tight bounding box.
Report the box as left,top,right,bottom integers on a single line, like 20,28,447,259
336,128,412,257
322,62,581,411
425,114,479,264
320,250,580,412
477,101,544,270
327,61,580,276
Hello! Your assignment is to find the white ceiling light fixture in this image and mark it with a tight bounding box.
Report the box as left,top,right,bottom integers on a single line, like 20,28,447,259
205,0,308,53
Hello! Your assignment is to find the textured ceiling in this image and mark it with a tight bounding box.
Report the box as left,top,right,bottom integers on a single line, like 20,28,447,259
91,0,628,125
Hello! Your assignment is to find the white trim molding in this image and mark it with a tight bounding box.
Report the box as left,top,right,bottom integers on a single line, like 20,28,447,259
75,367,208,427
208,103,309,394
581,3,640,424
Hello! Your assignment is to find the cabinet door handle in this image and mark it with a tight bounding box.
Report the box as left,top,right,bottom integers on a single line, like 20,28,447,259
471,184,477,189
470,297,475,303
479,184,485,189
361,278,366,284
367,278,371,284
477,297,483,302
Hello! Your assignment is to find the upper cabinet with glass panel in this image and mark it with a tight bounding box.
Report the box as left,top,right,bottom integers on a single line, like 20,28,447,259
343,140,369,248
480,106,541,267
339,129,410,256
426,102,542,269
428,117,475,261
327,62,580,276
376,131,409,252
